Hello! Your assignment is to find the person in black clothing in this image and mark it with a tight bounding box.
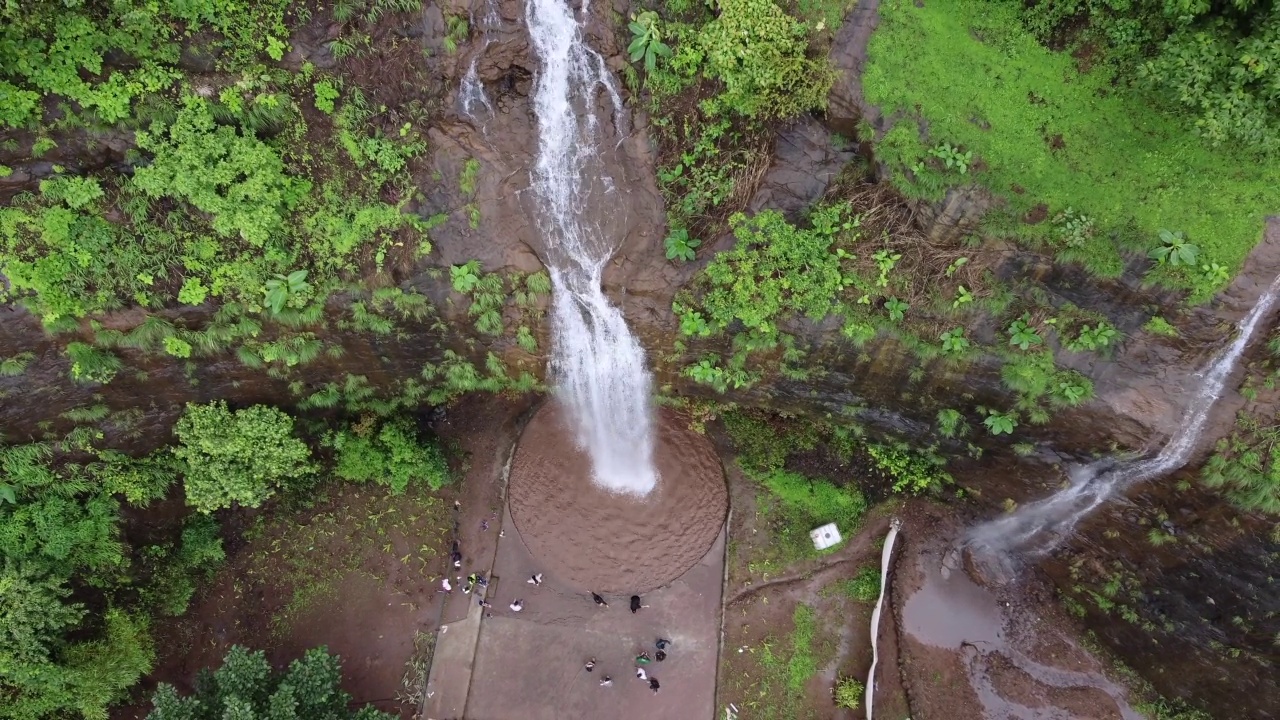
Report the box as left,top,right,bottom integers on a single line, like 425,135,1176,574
655,650,666,662
648,677,660,693
591,592,608,607
630,595,642,613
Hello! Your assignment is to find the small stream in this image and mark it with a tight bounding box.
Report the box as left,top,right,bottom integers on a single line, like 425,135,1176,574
966,272,1280,570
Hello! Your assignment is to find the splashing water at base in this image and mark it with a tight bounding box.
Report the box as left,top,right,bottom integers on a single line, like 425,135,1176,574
967,272,1280,572
525,0,658,494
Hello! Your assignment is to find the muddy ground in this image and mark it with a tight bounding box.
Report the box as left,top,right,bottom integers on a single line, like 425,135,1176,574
715,435,1163,720
113,395,536,719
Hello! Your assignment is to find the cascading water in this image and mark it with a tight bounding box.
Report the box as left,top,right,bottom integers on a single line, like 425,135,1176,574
968,272,1280,565
458,0,500,123
524,0,658,494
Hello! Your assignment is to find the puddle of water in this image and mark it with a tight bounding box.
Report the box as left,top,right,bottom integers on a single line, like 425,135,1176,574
903,564,1004,649
904,549,1147,720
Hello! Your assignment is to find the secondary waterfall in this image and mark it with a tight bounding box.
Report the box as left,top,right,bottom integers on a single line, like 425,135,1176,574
525,0,659,494
968,273,1280,562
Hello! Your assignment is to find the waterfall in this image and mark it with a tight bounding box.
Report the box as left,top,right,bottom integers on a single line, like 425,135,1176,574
458,0,500,123
525,0,658,494
968,273,1280,562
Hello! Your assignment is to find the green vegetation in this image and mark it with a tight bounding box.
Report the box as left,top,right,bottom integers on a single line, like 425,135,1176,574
1201,410,1280,514
1023,1,1280,157
172,401,316,513
863,0,1279,298
754,468,868,568
834,566,880,603
628,11,672,72
0,443,223,720
327,414,451,493
833,676,866,710
735,605,825,719
147,645,394,720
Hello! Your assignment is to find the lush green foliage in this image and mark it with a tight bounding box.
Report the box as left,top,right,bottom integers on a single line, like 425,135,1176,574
696,209,848,335
1201,411,1280,514
834,676,865,709
863,0,1278,298
759,468,867,545
983,410,1018,436
628,11,673,72
695,0,832,119
0,0,288,130
65,342,122,384
147,645,395,720
664,227,701,262
327,415,450,493
172,401,315,513
865,442,950,494
0,442,226,720
134,97,310,247
1149,229,1199,268
1024,0,1280,156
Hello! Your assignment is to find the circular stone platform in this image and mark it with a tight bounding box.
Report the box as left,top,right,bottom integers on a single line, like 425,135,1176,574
507,403,728,593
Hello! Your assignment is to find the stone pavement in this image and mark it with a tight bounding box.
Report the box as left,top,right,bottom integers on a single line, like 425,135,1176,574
424,504,726,720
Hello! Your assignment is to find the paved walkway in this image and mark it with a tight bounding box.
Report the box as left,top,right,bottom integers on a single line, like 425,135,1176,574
424,504,726,720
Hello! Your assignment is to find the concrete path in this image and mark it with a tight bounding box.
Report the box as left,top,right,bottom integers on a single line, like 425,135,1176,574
424,503,726,720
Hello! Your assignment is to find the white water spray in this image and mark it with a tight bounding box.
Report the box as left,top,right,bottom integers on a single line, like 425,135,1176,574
458,0,500,123
525,0,658,494
968,273,1280,562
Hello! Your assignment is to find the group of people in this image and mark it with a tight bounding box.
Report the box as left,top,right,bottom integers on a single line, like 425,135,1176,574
442,505,676,699
584,638,671,694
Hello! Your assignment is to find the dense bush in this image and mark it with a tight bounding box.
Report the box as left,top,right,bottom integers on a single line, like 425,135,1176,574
0,0,288,129
686,208,851,342
147,645,395,720
327,415,450,493
172,401,315,513
1025,0,1280,156
697,0,832,119
0,442,212,720
133,97,310,248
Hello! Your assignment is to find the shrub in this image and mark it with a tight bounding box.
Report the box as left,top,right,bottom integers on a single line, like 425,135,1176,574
1201,411,1280,514
698,0,832,119
866,442,950,494
834,676,865,709
132,97,310,248
328,415,451,493
143,516,225,617
91,451,178,507
172,401,315,513
147,645,395,720
696,209,847,338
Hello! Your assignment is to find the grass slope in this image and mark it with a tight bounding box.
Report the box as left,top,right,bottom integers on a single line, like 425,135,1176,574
862,0,1278,299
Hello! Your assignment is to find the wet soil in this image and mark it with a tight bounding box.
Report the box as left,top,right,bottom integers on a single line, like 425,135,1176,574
507,403,728,593
893,505,1147,720
715,428,909,720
